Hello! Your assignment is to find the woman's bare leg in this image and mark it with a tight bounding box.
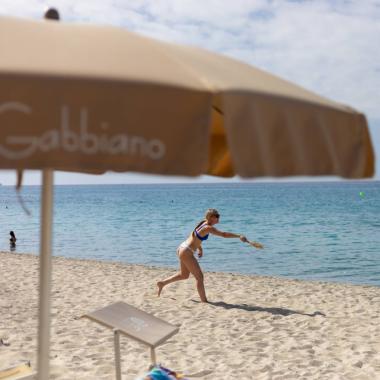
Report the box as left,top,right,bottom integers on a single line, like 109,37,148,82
179,251,208,302
157,255,190,296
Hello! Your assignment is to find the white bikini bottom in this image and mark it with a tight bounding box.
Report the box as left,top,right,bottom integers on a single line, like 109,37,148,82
177,242,195,255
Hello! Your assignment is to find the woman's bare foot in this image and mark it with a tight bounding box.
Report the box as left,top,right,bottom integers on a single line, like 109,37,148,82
157,281,164,296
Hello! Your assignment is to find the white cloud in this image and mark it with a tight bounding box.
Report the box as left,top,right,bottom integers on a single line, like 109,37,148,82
243,1,380,116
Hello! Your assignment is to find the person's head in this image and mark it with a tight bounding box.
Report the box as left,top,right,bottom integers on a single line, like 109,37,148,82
10,231,15,238
205,208,220,225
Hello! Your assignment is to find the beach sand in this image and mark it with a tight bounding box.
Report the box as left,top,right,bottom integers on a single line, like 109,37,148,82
1,251,379,380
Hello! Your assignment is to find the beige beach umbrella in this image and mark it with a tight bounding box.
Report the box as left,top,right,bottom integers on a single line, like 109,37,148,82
0,9,375,379
0,14,374,178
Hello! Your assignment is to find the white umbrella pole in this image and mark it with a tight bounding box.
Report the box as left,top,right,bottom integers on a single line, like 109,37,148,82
37,169,54,380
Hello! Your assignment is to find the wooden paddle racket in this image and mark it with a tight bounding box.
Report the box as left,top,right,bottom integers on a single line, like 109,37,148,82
247,240,264,249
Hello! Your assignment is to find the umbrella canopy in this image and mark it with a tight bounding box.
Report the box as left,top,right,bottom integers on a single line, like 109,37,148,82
0,15,374,178
0,12,375,380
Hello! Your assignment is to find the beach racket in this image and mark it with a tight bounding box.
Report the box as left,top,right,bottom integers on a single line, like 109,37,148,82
246,240,264,249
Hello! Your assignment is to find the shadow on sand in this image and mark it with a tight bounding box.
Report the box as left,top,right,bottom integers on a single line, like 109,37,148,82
195,300,326,317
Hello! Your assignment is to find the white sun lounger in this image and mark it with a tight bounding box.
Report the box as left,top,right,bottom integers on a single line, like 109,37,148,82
82,301,179,380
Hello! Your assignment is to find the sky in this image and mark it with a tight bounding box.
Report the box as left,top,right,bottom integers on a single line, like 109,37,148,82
0,0,379,185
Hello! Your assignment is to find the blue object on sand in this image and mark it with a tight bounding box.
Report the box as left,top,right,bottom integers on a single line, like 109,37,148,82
138,365,187,380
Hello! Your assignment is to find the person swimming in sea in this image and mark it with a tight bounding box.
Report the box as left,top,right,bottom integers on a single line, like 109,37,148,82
157,209,252,303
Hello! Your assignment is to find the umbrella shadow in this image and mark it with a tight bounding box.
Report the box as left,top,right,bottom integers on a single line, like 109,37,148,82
203,301,326,317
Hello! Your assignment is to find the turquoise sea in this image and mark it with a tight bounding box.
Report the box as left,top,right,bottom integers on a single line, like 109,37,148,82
0,181,379,286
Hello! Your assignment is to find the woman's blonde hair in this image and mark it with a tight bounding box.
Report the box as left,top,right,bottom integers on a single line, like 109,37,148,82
205,208,220,220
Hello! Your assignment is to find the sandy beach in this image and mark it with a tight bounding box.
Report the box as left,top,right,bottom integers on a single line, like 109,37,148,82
1,251,379,379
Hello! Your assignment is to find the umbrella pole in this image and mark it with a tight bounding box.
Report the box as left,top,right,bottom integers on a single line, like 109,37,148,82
37,169,54,380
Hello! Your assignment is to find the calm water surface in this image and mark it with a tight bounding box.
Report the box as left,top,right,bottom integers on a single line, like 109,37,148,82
0,181,379,286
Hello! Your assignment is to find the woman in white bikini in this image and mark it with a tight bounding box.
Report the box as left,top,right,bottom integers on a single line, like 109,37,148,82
157,208,249,303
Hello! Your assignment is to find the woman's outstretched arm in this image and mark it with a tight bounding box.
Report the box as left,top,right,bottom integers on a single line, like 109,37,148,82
208,226,247,242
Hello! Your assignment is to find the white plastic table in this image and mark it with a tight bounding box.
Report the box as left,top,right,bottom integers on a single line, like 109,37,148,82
83,301,179,380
